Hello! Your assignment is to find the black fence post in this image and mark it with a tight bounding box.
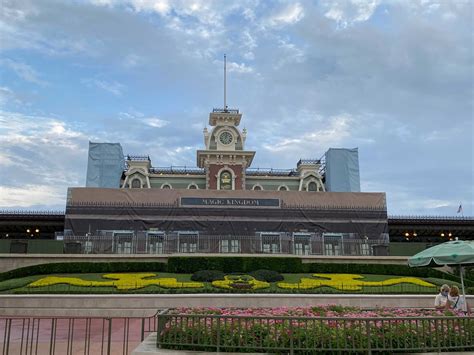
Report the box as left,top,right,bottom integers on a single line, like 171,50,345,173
107,318,112,355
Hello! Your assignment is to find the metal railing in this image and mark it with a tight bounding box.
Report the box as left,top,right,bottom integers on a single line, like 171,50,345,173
126,155,150,161
17,281,437,295
389,215,474,221
156,311,474,353
62,233,388,256
0,314,157,355
246,167,298,176
297,158,321,166
149,166,205,175
212,108,239,114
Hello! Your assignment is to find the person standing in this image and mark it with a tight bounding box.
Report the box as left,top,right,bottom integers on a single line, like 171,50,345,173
448,285,469,314
435,284,450,310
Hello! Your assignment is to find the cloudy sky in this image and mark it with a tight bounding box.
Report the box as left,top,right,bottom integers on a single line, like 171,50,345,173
0,0,472,215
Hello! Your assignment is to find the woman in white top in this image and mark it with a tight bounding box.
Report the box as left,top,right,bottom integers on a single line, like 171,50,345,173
434,284,450,309
448,285,469,313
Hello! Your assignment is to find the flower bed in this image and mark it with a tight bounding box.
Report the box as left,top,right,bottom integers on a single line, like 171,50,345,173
28,273,203,290
21,272,438,294
212,275,269,290
168,305,460,318
157,306,473,353
278,273,436,291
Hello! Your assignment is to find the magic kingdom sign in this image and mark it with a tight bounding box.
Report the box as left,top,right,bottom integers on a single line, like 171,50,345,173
180,197,280,208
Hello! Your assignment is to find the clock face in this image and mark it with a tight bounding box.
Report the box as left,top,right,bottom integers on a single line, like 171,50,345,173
219,131,233,145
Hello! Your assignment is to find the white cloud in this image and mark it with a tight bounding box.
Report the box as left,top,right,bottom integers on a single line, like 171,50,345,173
267,3,304,26
323,0,380,28
262,114,353,154
0,185,66,208
227,61,253,74
0,86,20,106
273,39,305,69
0,110,88,207
118,111,169,128
82,78,125,96
142,117,169,128
0,58,46,85
123,53,144,67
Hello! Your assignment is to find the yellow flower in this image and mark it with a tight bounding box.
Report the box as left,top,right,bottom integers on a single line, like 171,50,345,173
28,273,204,290
277,274,435,290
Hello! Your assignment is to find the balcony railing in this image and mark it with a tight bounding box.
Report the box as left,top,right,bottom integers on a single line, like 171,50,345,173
212,108,239,114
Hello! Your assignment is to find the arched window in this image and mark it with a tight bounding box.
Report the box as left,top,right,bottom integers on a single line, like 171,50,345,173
308,181,318,191
278,185,289,191
131,179,141,188
252,185,263,191
161,184,172,189
219,171,232,190
187,183,198,189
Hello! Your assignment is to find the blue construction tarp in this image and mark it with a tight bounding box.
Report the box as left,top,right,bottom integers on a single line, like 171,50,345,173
325,148,361,192
85,142,124,188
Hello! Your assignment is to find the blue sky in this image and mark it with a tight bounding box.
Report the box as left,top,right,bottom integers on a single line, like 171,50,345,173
0,0,472,215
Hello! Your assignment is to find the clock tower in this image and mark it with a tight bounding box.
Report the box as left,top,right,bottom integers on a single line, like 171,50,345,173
197,108,255,190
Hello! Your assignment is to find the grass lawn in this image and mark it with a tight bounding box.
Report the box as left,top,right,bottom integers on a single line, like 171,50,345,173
0,272,453,294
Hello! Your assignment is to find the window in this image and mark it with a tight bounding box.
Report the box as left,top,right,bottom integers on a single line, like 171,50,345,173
260,233,281,253
131,179,141,188
178,231,198,253
161,184,172,189
323,233,342,256
117,242,132,254
263,243,279,253
219,171,232,190
294,233,311,255
84,241,93,254
360,243,370,256
220,239,240,253
149,241,163,254
308,181,317,191
294,243,306,255
188,184,198,189
252,185,263,191
278,185,289,191
179,242,197,253
148,232,164,254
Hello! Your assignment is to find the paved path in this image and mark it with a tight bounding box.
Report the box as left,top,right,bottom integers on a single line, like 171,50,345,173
1,316,152,355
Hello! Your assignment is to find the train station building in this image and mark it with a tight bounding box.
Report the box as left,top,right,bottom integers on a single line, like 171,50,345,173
62,105,389,256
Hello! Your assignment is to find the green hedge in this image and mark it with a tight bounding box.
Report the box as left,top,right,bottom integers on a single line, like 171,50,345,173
0,262,167,282
1,257,472,287
167,257,302,273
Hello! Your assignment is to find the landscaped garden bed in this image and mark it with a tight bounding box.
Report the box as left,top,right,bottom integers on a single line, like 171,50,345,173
0,258,471,294
0,271,454,294
156,306,474,353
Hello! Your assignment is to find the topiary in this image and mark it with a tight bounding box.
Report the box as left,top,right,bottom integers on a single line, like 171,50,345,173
250,269,284,282
190,270,225,282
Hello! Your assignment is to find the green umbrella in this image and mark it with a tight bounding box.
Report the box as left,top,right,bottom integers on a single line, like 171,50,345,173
408,240,474,312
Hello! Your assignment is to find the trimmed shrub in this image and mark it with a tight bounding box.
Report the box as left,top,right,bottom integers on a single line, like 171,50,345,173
0,262,167,282
191,270,225,282
167,257,302,273
250,269,284,282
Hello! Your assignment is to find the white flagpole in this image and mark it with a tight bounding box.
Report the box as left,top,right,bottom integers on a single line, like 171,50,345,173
224,54,227,111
